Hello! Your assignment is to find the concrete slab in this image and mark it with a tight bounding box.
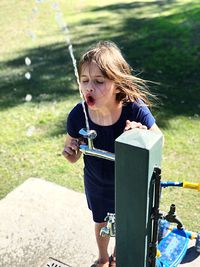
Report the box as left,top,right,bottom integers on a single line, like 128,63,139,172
0,178,199,267
0,178,106,267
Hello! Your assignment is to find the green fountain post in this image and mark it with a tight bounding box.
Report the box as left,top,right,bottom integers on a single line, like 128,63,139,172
115,128,163,267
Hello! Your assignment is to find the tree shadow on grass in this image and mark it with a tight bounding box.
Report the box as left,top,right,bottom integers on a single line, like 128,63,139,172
0,42,80,110
0,0,199,131
86,0,200,127
90,0,177,12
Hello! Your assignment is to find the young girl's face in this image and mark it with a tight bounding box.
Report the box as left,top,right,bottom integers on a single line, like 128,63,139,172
79,61,118,110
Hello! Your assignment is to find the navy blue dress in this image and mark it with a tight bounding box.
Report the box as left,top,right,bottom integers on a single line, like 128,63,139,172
67,101,155,222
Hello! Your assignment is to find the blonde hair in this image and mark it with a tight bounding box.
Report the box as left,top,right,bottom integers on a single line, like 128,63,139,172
78,41,154,106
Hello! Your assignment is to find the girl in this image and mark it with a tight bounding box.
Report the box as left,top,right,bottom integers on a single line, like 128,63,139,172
63,41,162,267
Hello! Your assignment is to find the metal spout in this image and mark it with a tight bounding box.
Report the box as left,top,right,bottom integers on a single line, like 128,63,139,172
79,144,115,161
100,213,116,237
100,227,110,237
79,128,115,161
79,128,97,149
165,204,183,229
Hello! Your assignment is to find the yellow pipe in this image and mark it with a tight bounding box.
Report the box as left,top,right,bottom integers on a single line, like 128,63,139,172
183,181,200,191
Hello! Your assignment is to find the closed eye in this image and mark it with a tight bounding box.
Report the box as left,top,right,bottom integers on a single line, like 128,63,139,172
95,80,104,84
81,80,104,84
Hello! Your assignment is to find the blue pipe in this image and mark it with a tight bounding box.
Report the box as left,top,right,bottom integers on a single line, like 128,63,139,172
161,182,183,188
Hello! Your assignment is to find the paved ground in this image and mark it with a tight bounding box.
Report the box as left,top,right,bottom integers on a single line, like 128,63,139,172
0,178,199,267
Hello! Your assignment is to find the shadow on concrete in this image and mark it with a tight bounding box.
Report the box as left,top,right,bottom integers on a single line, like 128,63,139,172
181,246,200,264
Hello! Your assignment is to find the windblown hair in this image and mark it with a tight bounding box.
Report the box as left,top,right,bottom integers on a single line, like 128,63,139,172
78,41,154,106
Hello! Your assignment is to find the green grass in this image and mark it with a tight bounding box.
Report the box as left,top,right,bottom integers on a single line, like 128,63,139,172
0,0,199,231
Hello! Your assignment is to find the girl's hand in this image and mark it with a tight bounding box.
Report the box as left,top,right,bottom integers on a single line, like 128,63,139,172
124,120,147,131
62,135,83,163
63,138,79,156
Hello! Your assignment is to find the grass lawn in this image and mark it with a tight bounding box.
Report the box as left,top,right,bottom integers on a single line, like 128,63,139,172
0,0,199,231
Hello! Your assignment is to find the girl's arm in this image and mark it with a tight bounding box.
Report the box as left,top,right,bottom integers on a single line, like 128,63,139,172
149,123,164,143
149,123,162,133
62,134,82,163
124,120,161,133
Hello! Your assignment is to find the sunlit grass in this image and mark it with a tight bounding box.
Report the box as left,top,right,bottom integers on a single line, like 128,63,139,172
0,98,84,197
0,0,199,231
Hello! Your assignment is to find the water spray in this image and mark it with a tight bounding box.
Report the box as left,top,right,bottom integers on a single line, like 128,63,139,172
26,1,114,160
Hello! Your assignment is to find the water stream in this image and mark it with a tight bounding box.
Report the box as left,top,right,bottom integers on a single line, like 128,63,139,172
53,2,90,132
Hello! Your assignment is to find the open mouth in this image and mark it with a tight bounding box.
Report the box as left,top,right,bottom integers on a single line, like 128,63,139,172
86,95,95,106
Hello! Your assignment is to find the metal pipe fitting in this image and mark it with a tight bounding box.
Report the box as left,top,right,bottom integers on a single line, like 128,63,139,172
79,144,115,161
79,128,115,161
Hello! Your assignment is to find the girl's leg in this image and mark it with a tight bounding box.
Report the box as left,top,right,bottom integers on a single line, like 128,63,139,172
112,246,116,259
110,246,116,267
95,222,110,265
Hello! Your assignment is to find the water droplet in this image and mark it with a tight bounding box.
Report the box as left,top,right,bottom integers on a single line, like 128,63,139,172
63,24,69,34
27,30,36,40
55,11,62,19
52,2,59,10
26,126,35,137
25,94,32,102
25,72,31,80
32,7,38,14
55,12,63,27
25,57,31,66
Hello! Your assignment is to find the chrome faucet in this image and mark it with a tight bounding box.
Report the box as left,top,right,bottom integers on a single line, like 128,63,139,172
100,213,116,237
79,128,97,149
79,128,115,161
